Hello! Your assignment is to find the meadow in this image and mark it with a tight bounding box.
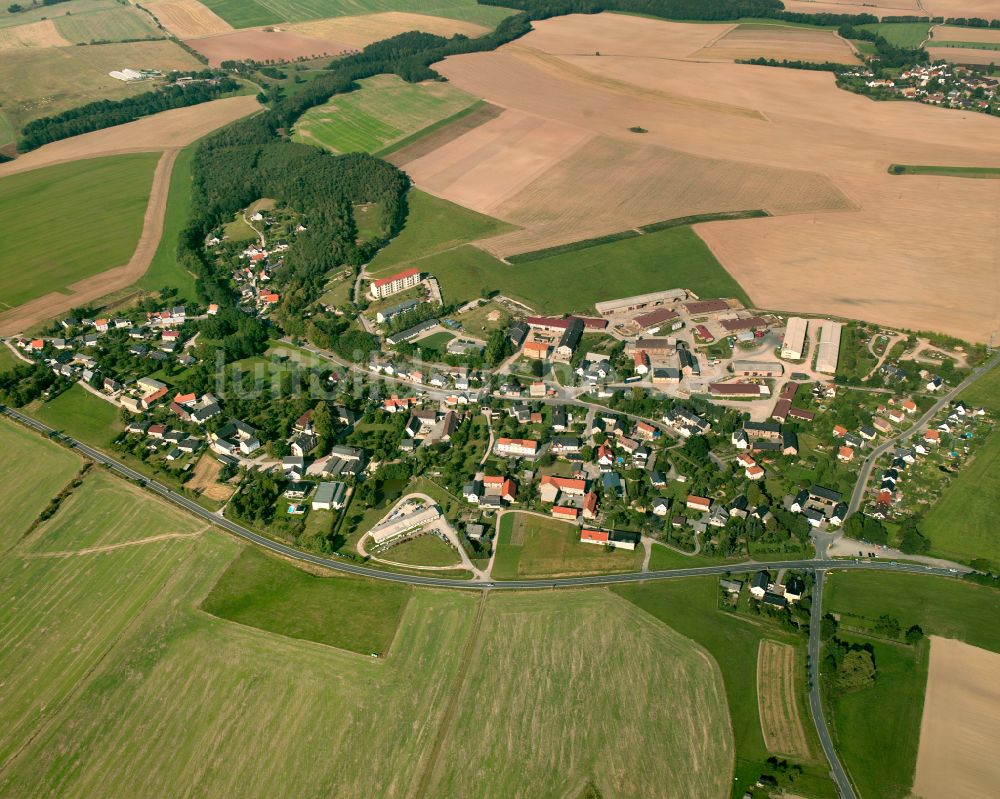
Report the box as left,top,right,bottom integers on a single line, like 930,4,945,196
0,0,117,29
958,361,1000,411
0,153,159,309
202,545,411,654
492,513,642,580
202,0,513,29
822,571,1000,799
53,5,161,44
425,590,734,799
22,468,205,554
367,188,515,273
890,163,1000,178
613,577,837,799
858,22,931,47
30,384,124,449
0,39,202,130
392,225,751,315
922,425,1000,568
136,143,201,299
0,418,81,550
294,74,476,154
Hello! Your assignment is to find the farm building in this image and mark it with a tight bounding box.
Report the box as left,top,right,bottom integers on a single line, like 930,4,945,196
731,360,783,377
633,307,680,333
721,316,767,333
311,481,347,511
683,299,730,314
709,382,766,397
814,320,843,375
579,528,640,551
523,341,549,360
595,289,687,317
781,317,809,360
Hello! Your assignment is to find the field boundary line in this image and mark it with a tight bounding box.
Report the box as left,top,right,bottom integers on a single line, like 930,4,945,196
411,591,489,799
22,529,206,559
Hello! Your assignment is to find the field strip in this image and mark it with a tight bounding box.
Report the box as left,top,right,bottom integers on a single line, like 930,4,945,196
412,591,488,798
0,148,177,336
22,530,207,558
508,46,765,121
756,639,810,759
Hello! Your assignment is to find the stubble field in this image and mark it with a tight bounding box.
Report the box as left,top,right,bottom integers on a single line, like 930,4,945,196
931,25,1000,44
0,20,68,50
287,10,488,49
185,28,345,66
144,0,234,38
691,23,860,64
424,13,1000,341
913,636,1000,799
781,0,920,15
756,639,810,759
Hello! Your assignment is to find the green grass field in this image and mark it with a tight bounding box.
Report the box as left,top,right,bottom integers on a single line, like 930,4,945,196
414,330,454,350
0,39,203,130
202,546,411,654
0,344,21,374
823,571,1000,799
0,0,117,28
889,163,1000,178
426,589,734,798
23,468,205,554
614,577,837,799
202,0,513,28
295,74,476,154
30,384,124,449
0,110,14,148
858,22,930,48
368,189,515,272
136,144,200,299
492,512,642,580
0,154,159,308
922,425,1000,568
389,224,751,314
53,5,161,43
381,533,461,567
959,361,1000,411
0,418,81,550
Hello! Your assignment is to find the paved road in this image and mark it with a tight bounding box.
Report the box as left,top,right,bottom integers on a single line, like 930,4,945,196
1,405,963,592
847,350,1000,515
808,570,857,799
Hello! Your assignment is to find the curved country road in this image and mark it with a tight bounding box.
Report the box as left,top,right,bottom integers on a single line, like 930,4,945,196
2,405,962,591
0,148,179,337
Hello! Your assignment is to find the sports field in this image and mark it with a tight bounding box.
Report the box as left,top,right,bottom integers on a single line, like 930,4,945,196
492,513,642,580
200,0,513,29
390,224,750,315
613,577,835,798
430,12,1000,342
294,74,476,154
0,418,81,550
0,153,158,309
424,590,734,798
922,425,1000,568
0,39,203,129
823,571,1000,799
367,189,515,272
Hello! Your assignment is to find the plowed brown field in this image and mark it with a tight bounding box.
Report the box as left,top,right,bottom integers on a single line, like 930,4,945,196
144,0,233,39
288,12,488,51
914,637,1000,799
185,29,345,66
931,25,1000,44
927,46,1000,65
423,13,1000,342
781,0,920,15
925,0,1000,21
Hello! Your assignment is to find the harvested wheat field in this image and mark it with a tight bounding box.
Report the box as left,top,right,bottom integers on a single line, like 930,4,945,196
426,13,1000,341
144,0,233,39
691,23,860,64
187,454,235,502
185,29,345,66
0,19,69,50
757,640,810,760
913,637,1000,799
927,46,1000,65
0,95,259,176
924,0,1000,21
288,11,487,51
931,25,1000,44
781,0,921,16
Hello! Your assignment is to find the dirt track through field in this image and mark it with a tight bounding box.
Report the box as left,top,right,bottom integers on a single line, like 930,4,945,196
756,639,810,759
0,148,177,336
23,530,206,558
914,636,1000,798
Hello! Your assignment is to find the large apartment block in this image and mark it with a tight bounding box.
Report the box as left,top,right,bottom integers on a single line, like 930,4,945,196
370,267,423,300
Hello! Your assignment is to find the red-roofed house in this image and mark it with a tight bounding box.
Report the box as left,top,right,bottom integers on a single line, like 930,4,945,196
261,292,280,305
746,465,765,481
902,399,917,414
633,350,649,375
495,438,538,458
141,386,168,409
833,424,848,438
552,505,579,520
174,392,197,406
539,475,587,504
523,341,549,360
370,267,422,299
686,495,711,512
581,528,609,545
923,429,941,445
582,490,599,520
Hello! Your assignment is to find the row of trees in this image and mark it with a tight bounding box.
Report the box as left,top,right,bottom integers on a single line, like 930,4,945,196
19,78,240,151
